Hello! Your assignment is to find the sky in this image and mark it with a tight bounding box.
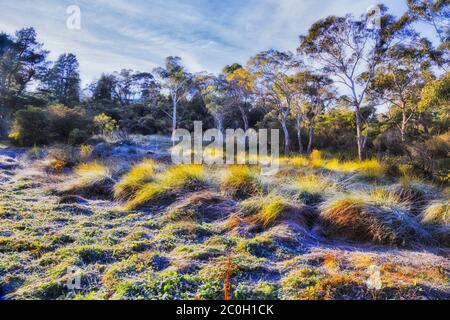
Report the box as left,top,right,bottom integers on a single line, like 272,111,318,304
0,0,411,86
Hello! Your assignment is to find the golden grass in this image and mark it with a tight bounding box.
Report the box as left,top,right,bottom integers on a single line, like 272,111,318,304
258,197,290,227
59,162,112,195
319,194,429,246
324,159,384,179
114,159,157,200
221,165,262,199
240,195,310,228
124,164,205,210
422,201,449,225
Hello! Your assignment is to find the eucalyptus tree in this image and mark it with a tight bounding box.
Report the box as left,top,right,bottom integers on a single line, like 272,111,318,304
298,8,411,160
369,45,433,141
154,56,193,138
407,0,450,70
196,73,231,133
223,63,254,131
300,72,335,153
248,50,301,155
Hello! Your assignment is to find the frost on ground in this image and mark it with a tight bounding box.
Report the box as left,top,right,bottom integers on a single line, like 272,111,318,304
0,140,448,300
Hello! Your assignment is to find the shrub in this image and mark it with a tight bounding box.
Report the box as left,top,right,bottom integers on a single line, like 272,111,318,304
319,194,431,246
94,113,118,136
221,166,262,199
47,104,91,143
9,107,49,146
58,162,114,198
8,105,92,146
114,159,157,200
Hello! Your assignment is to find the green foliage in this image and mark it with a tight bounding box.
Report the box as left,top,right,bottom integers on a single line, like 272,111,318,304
9,107,49,146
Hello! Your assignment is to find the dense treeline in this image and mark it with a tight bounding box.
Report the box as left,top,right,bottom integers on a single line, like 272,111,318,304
0,1,448,180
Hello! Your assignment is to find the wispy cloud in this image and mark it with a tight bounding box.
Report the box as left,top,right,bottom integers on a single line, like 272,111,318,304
0,0,408,85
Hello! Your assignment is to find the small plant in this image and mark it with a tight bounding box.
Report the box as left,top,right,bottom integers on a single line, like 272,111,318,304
223,256,233,300
310,150,323,168
79,144,93,160
94,113,118,136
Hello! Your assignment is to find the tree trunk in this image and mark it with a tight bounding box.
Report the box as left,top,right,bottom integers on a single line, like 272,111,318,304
281,120,290,155
172,93,177,144
296,113,303,153
307,117,315,154
400,110,407,142
238,104,249,132
355,109,366,161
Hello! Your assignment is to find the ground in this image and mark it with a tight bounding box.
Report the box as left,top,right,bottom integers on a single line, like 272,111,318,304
0,138,448,300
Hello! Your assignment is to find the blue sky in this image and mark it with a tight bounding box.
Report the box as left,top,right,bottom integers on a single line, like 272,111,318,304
0,0,410,85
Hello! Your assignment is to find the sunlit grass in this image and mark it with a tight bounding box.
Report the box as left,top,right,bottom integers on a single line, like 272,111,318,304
59,162,112,195
125,164,206,210
324,159,384,179
221,165,262,199
114,159,157,200
422,201,449,225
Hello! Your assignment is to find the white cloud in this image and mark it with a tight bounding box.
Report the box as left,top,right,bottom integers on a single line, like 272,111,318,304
0,0,409,86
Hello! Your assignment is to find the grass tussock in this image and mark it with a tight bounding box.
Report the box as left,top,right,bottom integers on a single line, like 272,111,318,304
58,162,113,198
125,164,206,210
114,159,157,200
422,201,449,225
319,194,431,246
221,165,262,199
239,195,313,229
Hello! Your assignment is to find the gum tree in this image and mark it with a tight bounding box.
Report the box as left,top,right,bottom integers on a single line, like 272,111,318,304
369,45,433,141
248,50,301,155
298,8,410,160
223,63,254,131
154,56,193,138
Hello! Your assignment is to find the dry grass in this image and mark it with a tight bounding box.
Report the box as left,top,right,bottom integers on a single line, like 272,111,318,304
58,162,113,197
114,159,157,200
325,159,384,179
221,165,262,199
125,164,206,210
240,195,312,228
422,201,449,225
319,194,431,246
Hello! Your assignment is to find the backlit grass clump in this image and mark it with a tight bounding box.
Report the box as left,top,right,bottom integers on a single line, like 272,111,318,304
422,200,449,225
238,195,312,228
114,159,157,200
221,165,262,199
319,194,430,246
58,162,114,197
125,164,206,210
